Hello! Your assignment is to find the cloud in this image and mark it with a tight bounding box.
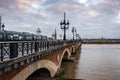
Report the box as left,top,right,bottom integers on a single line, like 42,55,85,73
0,0,17,10
78,0,88,4
0,0,120,39
45,1,81,14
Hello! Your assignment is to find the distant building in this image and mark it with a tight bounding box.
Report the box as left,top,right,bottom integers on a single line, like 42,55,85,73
0,16,1,30
52,29,57,40
0,16,5,30
55,29,57,40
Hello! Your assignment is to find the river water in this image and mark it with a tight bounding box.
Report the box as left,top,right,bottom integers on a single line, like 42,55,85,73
61,44,120,80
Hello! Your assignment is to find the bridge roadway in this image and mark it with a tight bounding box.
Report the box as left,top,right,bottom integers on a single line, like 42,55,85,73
0,40,81,80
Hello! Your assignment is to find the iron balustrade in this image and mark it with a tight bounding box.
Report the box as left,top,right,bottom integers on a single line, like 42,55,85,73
0,40,76,62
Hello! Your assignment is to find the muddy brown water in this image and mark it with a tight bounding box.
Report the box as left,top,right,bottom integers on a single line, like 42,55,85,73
61,44,120,80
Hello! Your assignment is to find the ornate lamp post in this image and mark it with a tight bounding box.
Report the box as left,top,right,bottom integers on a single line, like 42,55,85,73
60,12,69,40
72,26,76,41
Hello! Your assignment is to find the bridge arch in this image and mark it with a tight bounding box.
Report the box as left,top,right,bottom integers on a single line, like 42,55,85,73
70,45,75,54
26,68,51,80
12,60,58,80
58,48,71,67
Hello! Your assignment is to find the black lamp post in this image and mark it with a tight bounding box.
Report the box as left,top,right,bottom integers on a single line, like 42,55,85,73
72,26,76,41
60,12,69,41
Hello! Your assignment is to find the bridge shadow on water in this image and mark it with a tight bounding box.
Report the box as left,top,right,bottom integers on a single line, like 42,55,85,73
26,68,51,80
26,67,84,80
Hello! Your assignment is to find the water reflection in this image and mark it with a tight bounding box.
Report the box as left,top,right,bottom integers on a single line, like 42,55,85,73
61,44,120,80
61,47,81,79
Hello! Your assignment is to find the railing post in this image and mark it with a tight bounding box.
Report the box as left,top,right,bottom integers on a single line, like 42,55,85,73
31,42,33,53
22,43,24,55
0,44,3,61
45,41,46,50
41,41,43,51
42,41,44,51
52,41,54,49
38,42,40,51
47,41,49,49
43,41,45,50
27,42,29,54
45,41,47,50
39,41,42,51
49,41,51,49
10,43,18,59
46,41,47,50
53,41,55,48
44,41,46,50
35,42,39,52
51,41,53,49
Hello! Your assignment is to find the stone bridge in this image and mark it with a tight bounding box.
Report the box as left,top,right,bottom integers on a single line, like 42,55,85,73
0,41,81,80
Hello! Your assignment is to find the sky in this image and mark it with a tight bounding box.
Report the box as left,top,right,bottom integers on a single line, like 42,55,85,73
0,0,120,39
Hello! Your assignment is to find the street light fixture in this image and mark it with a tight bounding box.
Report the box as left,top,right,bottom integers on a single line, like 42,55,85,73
60,12,69,40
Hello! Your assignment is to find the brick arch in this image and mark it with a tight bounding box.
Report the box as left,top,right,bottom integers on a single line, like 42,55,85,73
70,45,75,54
12,60,58,80
58,48,71,67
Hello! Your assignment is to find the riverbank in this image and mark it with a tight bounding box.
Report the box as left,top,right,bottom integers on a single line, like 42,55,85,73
82,39,120,44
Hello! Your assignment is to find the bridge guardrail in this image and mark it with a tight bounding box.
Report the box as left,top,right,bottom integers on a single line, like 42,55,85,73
0,40,80,62
0,40,81,75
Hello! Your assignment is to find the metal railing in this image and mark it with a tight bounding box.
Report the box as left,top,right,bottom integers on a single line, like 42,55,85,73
0,40,78,62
